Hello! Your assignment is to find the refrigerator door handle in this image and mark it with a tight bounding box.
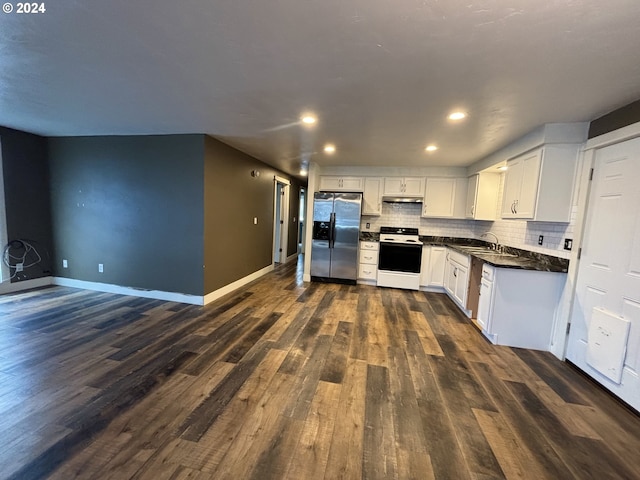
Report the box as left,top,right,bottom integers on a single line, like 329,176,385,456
330,212,336,248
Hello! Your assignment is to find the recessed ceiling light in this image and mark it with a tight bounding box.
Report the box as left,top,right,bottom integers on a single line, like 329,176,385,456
425,145,438,152
448,111,467,121
300,169,308,176
324,144,336,154
301,114,317,125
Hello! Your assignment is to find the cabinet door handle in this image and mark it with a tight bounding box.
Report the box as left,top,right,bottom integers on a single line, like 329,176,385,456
471,205,475,216
454,267,457,277
514,199,518,214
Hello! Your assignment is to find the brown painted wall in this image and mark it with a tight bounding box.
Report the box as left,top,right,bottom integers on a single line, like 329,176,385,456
588,98,640,138
203,136,304,294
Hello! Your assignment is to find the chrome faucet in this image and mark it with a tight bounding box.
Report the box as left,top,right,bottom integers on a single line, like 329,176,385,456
481,231,500,251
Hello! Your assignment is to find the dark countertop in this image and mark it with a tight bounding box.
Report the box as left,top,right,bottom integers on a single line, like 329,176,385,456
359,232,569,273
445,244,569,273
360,231,380,241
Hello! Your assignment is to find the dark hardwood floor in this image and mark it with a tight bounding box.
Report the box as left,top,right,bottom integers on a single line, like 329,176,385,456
1,258,639,479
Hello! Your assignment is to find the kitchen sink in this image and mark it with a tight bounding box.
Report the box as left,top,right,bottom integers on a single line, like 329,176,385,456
456,246,519,258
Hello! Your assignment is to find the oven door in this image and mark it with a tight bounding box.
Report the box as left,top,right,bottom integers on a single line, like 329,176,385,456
378,242,422,274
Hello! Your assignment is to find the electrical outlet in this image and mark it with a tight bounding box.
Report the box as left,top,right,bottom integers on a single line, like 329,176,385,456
63,259,68,268
16,263,23,272
98,263,104,273
538,235,544,245
366,222,370,229
253,217,258,225
564,238,573,251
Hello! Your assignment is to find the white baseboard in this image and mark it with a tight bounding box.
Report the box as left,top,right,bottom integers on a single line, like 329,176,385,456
0,276,53,295
3,266,277,307
285,253,299,264
419,285,446,293
203,264,274,305
52,277,204,305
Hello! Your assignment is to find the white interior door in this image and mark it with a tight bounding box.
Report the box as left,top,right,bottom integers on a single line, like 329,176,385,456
273,177,290,264
566,136,640,411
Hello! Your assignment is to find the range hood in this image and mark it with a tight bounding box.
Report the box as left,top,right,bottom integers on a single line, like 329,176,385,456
382,196,423,203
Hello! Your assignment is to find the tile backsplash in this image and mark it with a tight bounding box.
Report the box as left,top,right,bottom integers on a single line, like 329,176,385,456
361,174,574,259
361,203,476,238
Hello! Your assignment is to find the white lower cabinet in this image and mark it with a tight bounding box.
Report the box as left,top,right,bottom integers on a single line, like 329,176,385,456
477,263,565,350
444,249,470,310
358,241,378,281
420,246,446,287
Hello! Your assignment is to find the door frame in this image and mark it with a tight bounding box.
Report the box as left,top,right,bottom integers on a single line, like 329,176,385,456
551,120,640,359
0,139,8,283
298,187,306,254
272,176,290,264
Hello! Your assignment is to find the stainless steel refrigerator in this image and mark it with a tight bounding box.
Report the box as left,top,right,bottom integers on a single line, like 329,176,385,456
310,192,362,283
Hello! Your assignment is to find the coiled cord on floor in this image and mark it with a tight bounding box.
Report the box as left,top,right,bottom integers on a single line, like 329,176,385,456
2,239,42,279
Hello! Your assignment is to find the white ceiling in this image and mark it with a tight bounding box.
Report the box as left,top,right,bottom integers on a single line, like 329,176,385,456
2,1,640,178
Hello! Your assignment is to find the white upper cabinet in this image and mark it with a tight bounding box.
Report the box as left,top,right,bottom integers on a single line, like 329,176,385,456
362,177,383,215
466,173,500,220
501,145,579,222
422,177,467,218
319,176,364,192
383,177,424,197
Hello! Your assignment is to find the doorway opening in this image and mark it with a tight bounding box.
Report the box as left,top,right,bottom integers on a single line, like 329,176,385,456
273,176,290,264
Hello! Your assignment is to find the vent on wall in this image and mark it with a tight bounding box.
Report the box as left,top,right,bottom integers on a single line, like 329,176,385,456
586,307,631,384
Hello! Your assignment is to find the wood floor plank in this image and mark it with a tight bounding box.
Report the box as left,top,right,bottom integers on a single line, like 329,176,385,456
319,321,353,384
349,293,370,361
472,408,547,480
285,380,342,480
404,330,473,480
470,361,577,479
388,346,434,480
363,364,398,480
506,380,639,479
167,349,288,473
323,358,367,480
429,355,505,479
210,372,298,479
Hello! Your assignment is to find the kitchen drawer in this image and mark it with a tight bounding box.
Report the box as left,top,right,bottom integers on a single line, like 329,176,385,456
482,263,495,282
360,241,379,251
359,250,378,265
358,264,377,280
447,248,470,268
